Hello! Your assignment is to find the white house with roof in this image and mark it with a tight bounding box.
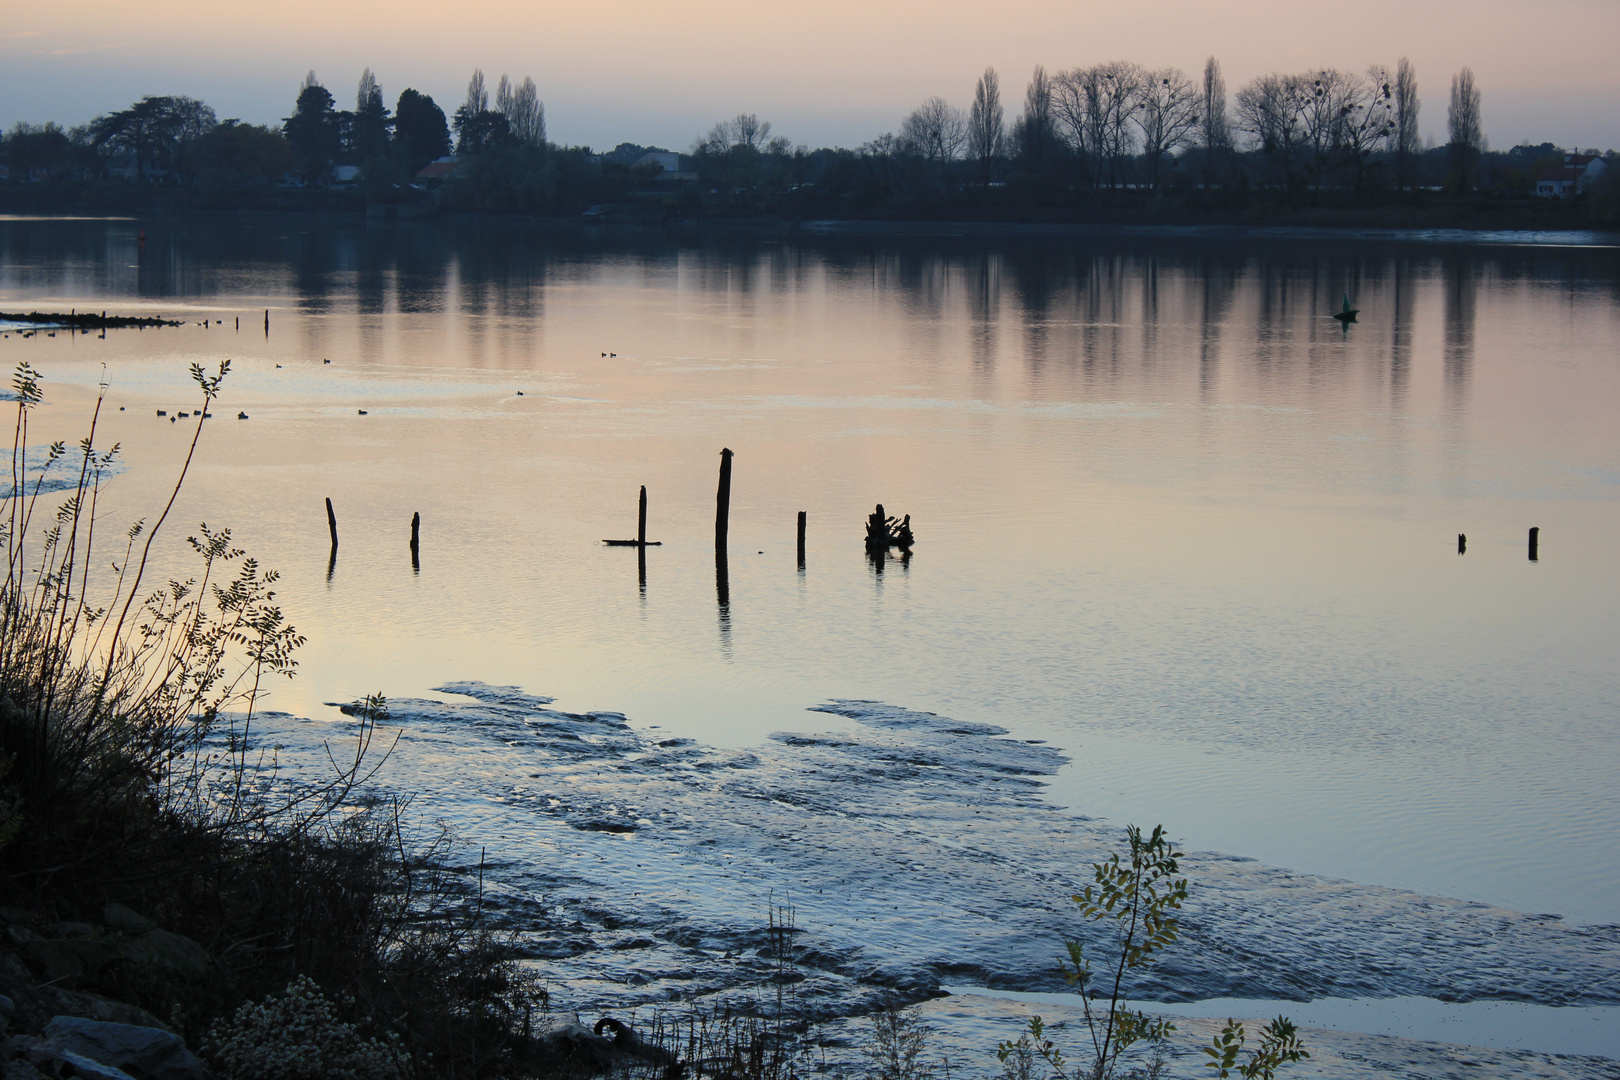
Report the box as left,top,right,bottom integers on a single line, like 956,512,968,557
1535,153,1607,198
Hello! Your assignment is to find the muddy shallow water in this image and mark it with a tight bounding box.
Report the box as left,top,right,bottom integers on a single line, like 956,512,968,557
250,683,1620,1071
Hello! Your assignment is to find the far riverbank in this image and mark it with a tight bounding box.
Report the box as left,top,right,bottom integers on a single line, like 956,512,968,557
4,179,1618,237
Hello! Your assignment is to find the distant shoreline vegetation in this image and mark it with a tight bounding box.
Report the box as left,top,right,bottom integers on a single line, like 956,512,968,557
4,62,1617,229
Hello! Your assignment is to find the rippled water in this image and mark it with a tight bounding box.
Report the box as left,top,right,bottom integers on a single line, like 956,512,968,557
1,215,1617,947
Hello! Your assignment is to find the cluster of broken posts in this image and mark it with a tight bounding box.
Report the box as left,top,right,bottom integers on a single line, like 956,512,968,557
865,503,914,564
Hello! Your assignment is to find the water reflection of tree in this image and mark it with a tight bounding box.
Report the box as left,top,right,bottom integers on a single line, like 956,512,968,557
1197,253,1236,400
1442,253,1476,410
1388,255,1415,407
966,251,1001,374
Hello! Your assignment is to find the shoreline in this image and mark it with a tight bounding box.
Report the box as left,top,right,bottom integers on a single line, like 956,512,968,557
6,204,1619,249
6,191,1620,245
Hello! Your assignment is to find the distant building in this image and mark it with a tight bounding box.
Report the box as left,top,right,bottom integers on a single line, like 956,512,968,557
332,165,362,186
414,156,461,183
635,151,680,173
1535,153,1607,198
633,151,696,183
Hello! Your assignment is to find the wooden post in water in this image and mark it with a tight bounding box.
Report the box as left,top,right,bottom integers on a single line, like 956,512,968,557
410,512,420,571
637,485,649,591
715,448,733,552
326,498,339,551
1457,533,1466,555
715,547,730,608
235,316,239,331
264,309,269,337
797,511,807,569
1528,526,1539,562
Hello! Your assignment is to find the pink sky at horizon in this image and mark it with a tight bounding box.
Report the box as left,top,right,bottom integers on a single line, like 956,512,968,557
2,0,1616,152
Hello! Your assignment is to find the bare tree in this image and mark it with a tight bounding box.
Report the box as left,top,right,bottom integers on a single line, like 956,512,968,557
1447,66,1482,193
901,96,968,166
463,70,488,117
731,113,772,150
698,114,773,154
1393,57,1420,190
1013,65,1060,174
1056,62,1142,187
1048,66,1087,175
1133,67,1199,189
1337,67,1397,197
1202,57,1230,153
509,77,545,145
493,75,545,145
357,68,380,113
967,67,1004,187
1298,69,1361,183
1235,72,1307,189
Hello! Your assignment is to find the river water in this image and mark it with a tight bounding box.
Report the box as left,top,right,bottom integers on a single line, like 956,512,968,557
2,214,1618,1064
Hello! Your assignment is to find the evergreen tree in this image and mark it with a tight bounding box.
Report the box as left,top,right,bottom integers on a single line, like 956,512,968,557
283,72,341,185
393,89,450,173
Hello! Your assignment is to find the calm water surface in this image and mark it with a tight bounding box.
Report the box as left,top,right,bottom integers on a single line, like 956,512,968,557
3,214,1617,926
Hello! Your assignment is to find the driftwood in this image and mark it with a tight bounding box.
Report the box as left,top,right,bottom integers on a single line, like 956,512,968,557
864,503,914,552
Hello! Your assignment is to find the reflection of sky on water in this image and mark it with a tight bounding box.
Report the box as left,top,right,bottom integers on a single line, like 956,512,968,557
0,216,1617,933
1,443,125,498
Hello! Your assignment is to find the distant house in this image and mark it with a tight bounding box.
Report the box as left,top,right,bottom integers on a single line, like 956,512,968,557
633,151,697,183
635,151,680,173
1535,153,1607,198
332,165,362,186
414,156,461,183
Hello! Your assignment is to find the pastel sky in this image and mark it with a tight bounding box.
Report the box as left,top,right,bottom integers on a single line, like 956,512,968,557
3,0,1617,152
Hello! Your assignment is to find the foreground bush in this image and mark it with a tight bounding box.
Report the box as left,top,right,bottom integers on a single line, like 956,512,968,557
0,362,543,1077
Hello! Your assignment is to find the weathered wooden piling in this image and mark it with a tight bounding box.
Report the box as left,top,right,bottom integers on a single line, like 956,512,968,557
797,511,807,568
716,448,733,551
1458,533,1466,555
326,498,338,551
264,309,269,337
1529,526,1539,562
602,487,661,547
411,512,420,571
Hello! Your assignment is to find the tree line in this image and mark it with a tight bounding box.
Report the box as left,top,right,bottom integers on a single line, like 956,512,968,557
837,59,1482,199
3,59,1615,222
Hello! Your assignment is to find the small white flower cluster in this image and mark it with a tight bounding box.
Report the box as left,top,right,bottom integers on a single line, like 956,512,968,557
205,975,403,1080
